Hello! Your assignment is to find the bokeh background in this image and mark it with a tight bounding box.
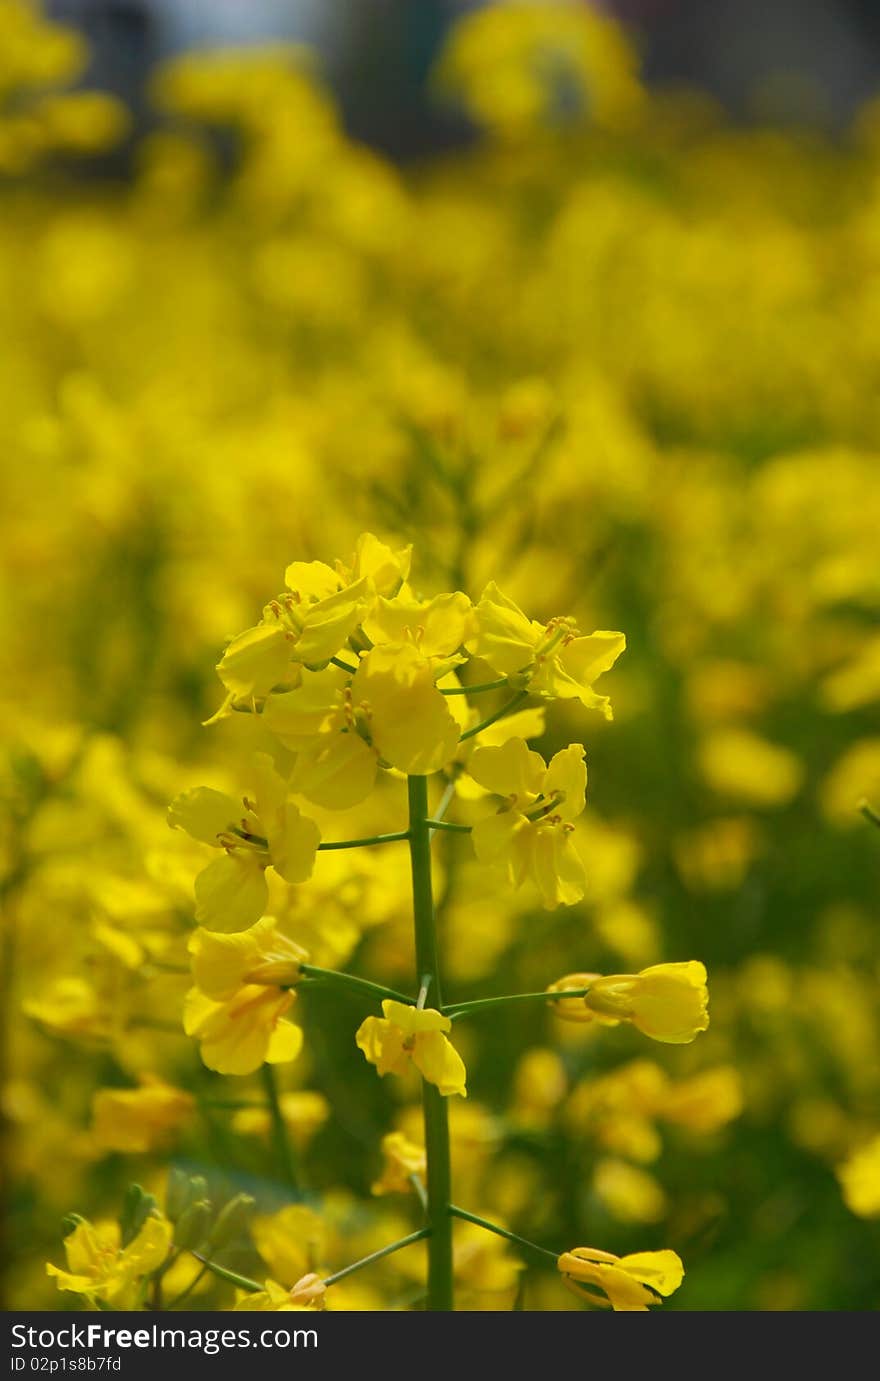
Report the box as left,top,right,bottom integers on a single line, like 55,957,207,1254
2,0,880,1311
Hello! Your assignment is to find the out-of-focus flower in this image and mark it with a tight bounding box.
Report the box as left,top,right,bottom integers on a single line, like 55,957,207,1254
435,2,643,139
661,1067,743,1134
183,985,302,1076
592,1159,668,1224
372,1132,427,1195
232,1090,330,1148
233,1280,314,1312
46,1215,172,1308
698,729,803,807
251,1205,327,1284
188,915,308,998
837,1135,880,1218
91,1076,194,1154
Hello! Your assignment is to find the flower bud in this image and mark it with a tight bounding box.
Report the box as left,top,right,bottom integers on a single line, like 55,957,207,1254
173,1200,212,1250
289,1273,326,1308
207,1193,256,1248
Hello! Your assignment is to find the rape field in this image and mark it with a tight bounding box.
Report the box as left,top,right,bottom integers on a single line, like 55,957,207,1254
2,0,879,1312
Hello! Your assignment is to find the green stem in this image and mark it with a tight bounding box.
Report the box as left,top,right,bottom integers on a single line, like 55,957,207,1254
409,1173,429,1214
190,1252,261,1293
430,776,458,830
459,690,529,742
318,831,410,851
261,1065,300,1195
299,964,413,1006
445,988,590,1018
425,819,471,834
408,774,454,1311
322,1228,431,1288
440,678,509,696
330,656,359,675
449,1205,559,1267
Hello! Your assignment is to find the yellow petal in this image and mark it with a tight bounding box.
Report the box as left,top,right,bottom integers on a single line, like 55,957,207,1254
618,1249,685,1297
352,644,458,774
350,532,412,594
217,622,292,700
411,1030,468,1097
167,786,240,845
194,852,268,932
468,737,545,798
266,803,321,884
283,560,341,600
542,744,587,821
290,733,377,809
265,1019,304,1064
355,1016,410,1077
380,999,451,1034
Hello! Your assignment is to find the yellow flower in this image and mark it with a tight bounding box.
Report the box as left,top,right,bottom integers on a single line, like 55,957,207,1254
372,1131,427,1195
558,1246,684,1311
46,1215,172,1308
350,643,459,774
262,665,379,810
698,728,803,807
288,1272,327,1308
168,754,320,930
661,1066,743,1133
233,1279,315,1312
356,1000,467,1097
592,1159,668,1224
583,962,709,1044
362,585,473,658
91,1076,194,1153
183,916,307,1075
183,985,303,1076
466,583,625,717
216,575,369,704
837,1135,880,1217
188,915,308,999
251,1205,327,1284
435,3,643,139
212,533,408,709
232,1090,330,1148
468,737,587,907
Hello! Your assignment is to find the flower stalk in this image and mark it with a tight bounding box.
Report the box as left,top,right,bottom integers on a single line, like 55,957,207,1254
407,773,454,1311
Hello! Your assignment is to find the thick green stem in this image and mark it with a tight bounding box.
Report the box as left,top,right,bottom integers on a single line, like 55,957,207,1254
407,774,454,1311
261,1065,300,1196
